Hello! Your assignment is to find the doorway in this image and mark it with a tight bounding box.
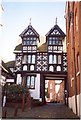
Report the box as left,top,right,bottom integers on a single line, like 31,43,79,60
45,79,65,103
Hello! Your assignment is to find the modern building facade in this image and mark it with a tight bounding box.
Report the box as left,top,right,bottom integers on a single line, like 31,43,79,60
65,1,81,116
13,21,67,104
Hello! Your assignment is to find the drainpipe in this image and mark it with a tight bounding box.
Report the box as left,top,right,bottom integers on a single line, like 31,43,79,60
71,2,77,115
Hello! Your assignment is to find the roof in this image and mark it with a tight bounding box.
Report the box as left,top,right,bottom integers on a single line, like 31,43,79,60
14,43,22,51
38,42,47,52
14,42,47,52
6,61,15,68
1,60,14,77
19,24,39,39
46,24,66,37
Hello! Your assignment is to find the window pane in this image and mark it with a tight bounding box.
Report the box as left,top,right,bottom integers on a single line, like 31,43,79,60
23,65,27,71
31,76,35,88
28,55,31,63
27,40,30,45
58,55,61,64
53,40,55,45
23,55,27,63
32,55,35,64
32,40,36,45
30,41,33,45
49,66,53,71
53,55,57,64
30,65,34,70
57,66,61,71
49,55,52,64
27,76,30,87
48,40,52,45
23,41,26,45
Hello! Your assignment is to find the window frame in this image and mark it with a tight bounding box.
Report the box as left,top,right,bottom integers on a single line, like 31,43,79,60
26,75,36,89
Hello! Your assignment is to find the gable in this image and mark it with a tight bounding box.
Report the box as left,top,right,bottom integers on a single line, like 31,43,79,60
46,25,66,37
19,25,39,38
50,29,61,36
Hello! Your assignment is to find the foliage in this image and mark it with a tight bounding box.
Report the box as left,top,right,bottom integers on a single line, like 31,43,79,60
2,84,30,103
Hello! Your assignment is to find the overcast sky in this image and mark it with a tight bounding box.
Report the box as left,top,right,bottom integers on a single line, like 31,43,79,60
0,1,66,62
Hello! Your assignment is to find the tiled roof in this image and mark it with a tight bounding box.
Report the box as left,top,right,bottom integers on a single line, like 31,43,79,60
14,43,22,51
6,60,15,68
1,60,13,76
38,42,47,52
14,42,47,52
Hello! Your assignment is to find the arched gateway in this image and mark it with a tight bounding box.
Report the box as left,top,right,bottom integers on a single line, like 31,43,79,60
14,21,67,105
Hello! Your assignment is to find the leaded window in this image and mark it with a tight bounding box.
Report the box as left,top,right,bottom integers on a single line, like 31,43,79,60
26,76,35,89
48,37,62,45
28,55,35,64
49,54,57,64
23,37,37,46
49,54,62,64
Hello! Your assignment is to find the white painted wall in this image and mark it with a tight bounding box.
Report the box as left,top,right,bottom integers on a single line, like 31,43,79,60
68,94,80,116
29,74,41,100
6,79,14,83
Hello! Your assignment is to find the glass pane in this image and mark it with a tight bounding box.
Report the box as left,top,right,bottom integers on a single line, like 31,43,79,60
48,40,52,45
49,66,53,71
57,66,61,71
53,40,55,45
49,55,52,64
27,76,30,86
58,55,61,64
23,65,27,71
30,41,33,45
32,55,35,64
23,55,27,63
32,40,36,45
23,41,26,45
53,55,57,64
27,40,30,45
28,55,31,63
30,65,34,70
31,76,35,88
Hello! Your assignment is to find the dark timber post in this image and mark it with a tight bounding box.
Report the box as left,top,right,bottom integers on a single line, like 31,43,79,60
40,74,45,104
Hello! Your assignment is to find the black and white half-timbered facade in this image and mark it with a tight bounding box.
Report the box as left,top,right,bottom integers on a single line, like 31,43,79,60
14,22,67,103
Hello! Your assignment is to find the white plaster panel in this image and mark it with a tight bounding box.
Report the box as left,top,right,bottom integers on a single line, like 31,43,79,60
29,74,40,100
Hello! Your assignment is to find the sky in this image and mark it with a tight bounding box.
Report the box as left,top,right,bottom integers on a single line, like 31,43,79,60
0,1,66,62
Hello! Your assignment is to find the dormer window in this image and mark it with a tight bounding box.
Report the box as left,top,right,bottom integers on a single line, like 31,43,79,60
48,37,62,45
23,37,37,46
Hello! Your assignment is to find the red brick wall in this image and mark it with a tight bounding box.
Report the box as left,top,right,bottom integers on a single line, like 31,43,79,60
66,2,80,97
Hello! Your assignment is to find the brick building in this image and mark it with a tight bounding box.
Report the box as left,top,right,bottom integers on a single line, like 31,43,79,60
65,1,81,116
46,80,56,102
57,81,64,103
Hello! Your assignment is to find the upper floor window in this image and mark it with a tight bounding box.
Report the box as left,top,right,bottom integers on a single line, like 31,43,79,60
22,54,35,64
23,37,37,45
49,54,57,64
48,37,62,45
49,54,62,64
28,55,35,64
